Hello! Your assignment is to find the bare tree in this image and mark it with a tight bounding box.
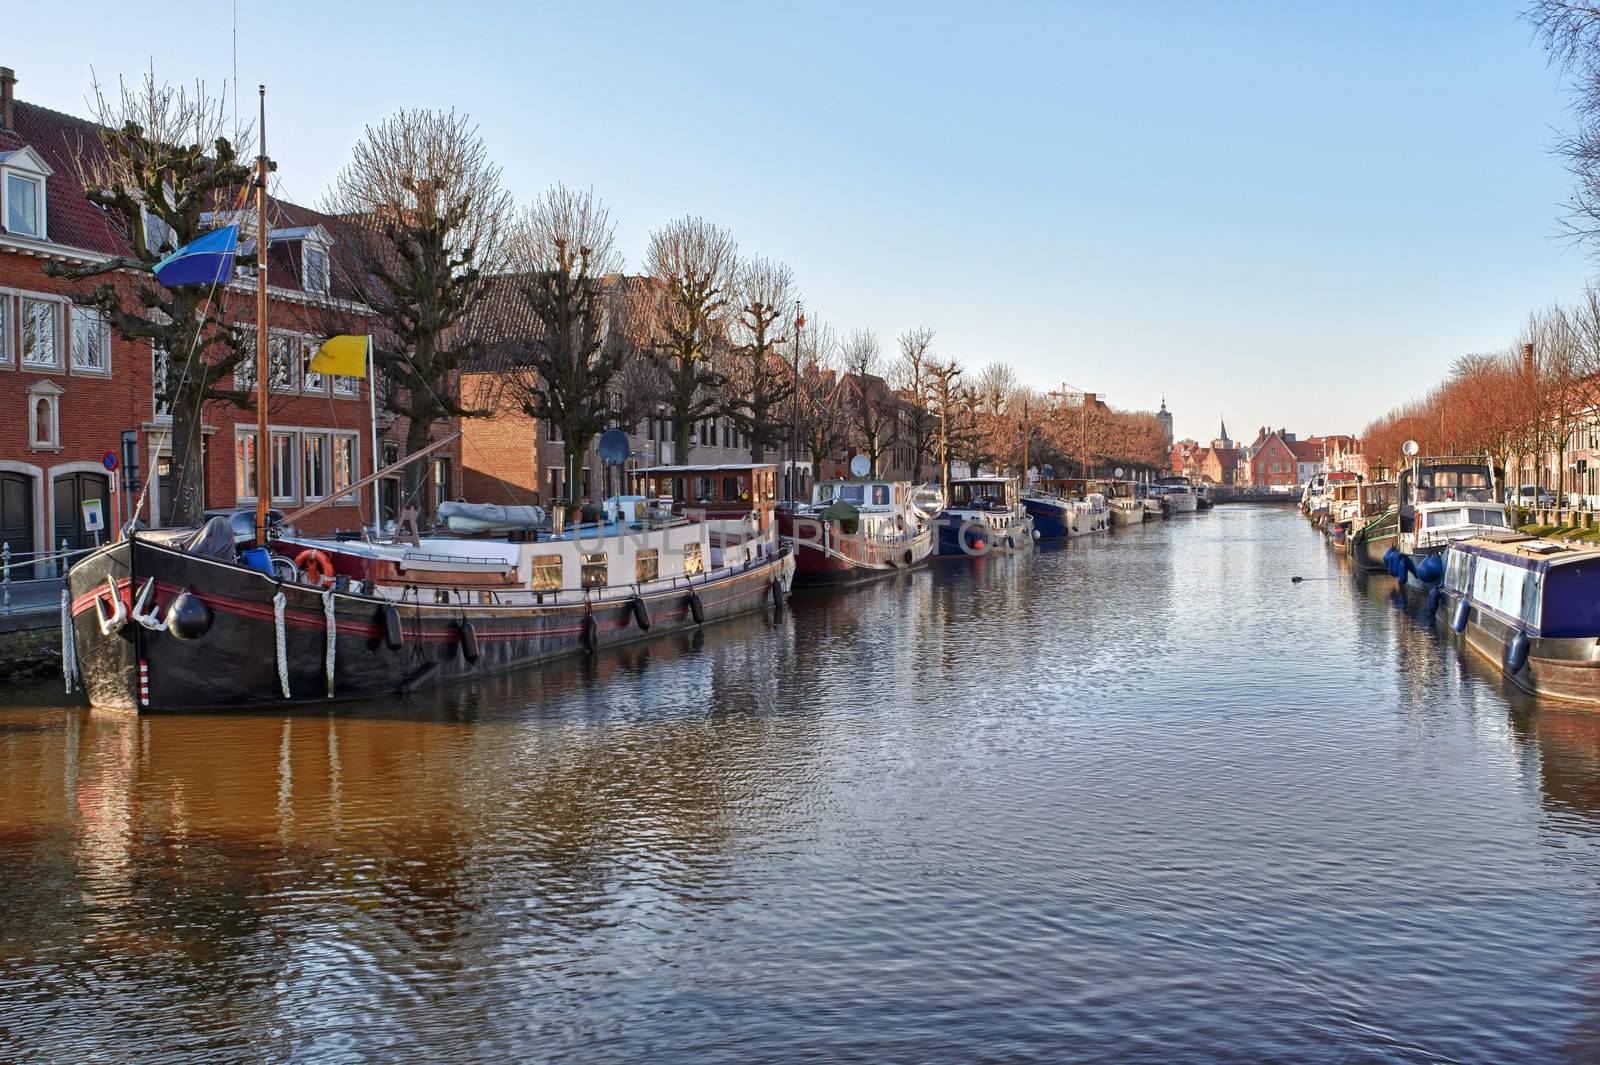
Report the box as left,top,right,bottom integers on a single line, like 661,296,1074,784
841,328,897,476
889,326,939,481
494,185,636,505
46,73,254,527
795,321,848,483
924,357,965,493
1529,3,1600,248
644,216,738,462
325,109,511,512
725,258,798,462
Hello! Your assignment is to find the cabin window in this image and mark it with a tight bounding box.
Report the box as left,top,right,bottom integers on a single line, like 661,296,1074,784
1469,508,1504,527
872,484,890,506
839,484,866,505
581,552,608,589
1445,550,1473,593
683,542,704,577
530,555,562,591
723,475,746,502
636,548,659,584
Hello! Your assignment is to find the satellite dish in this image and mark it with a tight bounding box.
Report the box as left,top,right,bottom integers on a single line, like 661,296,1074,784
598,428,631,466
1114,467,1125,479
1402,439,1420,458
848,454,871,478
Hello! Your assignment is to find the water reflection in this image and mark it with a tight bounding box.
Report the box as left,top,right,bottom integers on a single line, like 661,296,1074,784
6,508,1600,1061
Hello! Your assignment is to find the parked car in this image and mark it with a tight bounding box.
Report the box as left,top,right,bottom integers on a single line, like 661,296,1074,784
202,507,291,543
1506,487,1560,507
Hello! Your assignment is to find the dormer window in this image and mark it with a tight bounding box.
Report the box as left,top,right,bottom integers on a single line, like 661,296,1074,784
7,174,40,236
0,146,52,240
304,244,329,294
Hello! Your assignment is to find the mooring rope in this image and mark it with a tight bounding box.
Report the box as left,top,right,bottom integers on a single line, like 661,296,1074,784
273,590,291,699
322,587,336,698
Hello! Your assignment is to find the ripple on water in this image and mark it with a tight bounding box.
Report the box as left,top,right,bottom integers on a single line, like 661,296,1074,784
1,507,1599,1062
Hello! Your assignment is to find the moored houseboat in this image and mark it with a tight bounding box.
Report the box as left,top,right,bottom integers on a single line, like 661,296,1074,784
777,474,942,586
935,476,1035,556
1093,479,1147,525
68,464,794,712
1437,534,1600,705
1382,455,1510,593
1023,478,1109,541
1153,477,1199,513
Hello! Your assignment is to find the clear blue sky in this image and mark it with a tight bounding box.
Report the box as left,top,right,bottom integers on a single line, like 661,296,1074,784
11,1,1593,442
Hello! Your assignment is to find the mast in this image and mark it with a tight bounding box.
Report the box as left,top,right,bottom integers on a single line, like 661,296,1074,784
253,85,271,547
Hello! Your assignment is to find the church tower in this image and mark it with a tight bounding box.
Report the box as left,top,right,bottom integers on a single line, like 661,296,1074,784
1211,417,1232,450
1157,396,1174,449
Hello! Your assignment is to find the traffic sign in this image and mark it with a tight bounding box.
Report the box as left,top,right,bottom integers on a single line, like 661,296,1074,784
102,450,118,471
82,498,104,533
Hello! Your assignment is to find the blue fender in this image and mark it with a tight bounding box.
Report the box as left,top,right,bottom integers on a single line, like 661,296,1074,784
1506,630,1531,675
1451,598,1471,634
1424,585,1441,616
1415,554,1445,586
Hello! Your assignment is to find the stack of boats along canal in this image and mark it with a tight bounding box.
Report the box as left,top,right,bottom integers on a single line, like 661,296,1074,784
1437,533,1600,705
61,103,793,712
1022,478,1109,541
778,454,944,585
1323,474,1386,547
1151,476,1200,513
1380,443,1511,599
935,476,1037,556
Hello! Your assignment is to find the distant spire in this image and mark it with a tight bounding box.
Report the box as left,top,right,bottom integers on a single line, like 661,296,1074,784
1159,393,1168,414
1219,416,1228,442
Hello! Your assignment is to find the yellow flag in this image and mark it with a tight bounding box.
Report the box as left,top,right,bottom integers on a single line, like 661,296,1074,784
308,335,369,378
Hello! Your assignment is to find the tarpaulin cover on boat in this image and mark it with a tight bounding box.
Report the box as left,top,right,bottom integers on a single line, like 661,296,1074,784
134,517,237,562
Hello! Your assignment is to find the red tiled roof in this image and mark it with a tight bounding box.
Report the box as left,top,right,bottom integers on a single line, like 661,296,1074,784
1287,439,1323,461
2,97,339,296
1,100,128,254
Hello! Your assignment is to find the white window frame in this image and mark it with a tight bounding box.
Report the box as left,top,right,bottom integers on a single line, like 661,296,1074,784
302,242,331,295
69,306,112,376
152,341,172,420
302,431,330,501
332,372,360,398
269,430,297,503
0,292,11,365
233,332,257,391
234,427,259,503
2,155,49,240
300,334,328,394
19,295,63,371
330,432,360,501
268,331,299,394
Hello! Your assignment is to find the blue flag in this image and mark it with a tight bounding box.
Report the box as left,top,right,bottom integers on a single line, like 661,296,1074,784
153,224,239,288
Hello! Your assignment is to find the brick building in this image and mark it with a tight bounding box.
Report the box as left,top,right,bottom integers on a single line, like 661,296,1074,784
0,67,407,576
1242,427,1302,489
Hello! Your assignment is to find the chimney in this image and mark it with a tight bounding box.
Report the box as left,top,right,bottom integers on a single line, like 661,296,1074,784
1523,341,1535,376
0,68,14,132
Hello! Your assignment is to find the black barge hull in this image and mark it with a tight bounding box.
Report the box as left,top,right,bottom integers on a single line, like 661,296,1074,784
67,536,792,712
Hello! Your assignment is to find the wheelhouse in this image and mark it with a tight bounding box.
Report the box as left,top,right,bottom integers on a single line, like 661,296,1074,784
630,463,780,531
948,477,1019,510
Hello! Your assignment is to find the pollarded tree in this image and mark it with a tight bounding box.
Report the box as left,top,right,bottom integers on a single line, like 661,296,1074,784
497,185,639,505
644,216,739,462
924,357,965,493
795,321,849,484
841,328,896,476
46,73,255,527
725,258,798,462
889,326,939,481
325,109,512,511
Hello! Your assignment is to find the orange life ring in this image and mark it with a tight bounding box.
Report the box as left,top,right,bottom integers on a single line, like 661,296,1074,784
294,548,336,587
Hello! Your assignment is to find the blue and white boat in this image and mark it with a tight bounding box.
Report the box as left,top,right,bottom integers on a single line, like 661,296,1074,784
1381,457,1509,593
1022,478,1109,541
935,476,1035,557
1438,534,1600,704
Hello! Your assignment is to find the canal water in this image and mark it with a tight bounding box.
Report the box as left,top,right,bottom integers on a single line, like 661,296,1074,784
3,505,1600,1062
